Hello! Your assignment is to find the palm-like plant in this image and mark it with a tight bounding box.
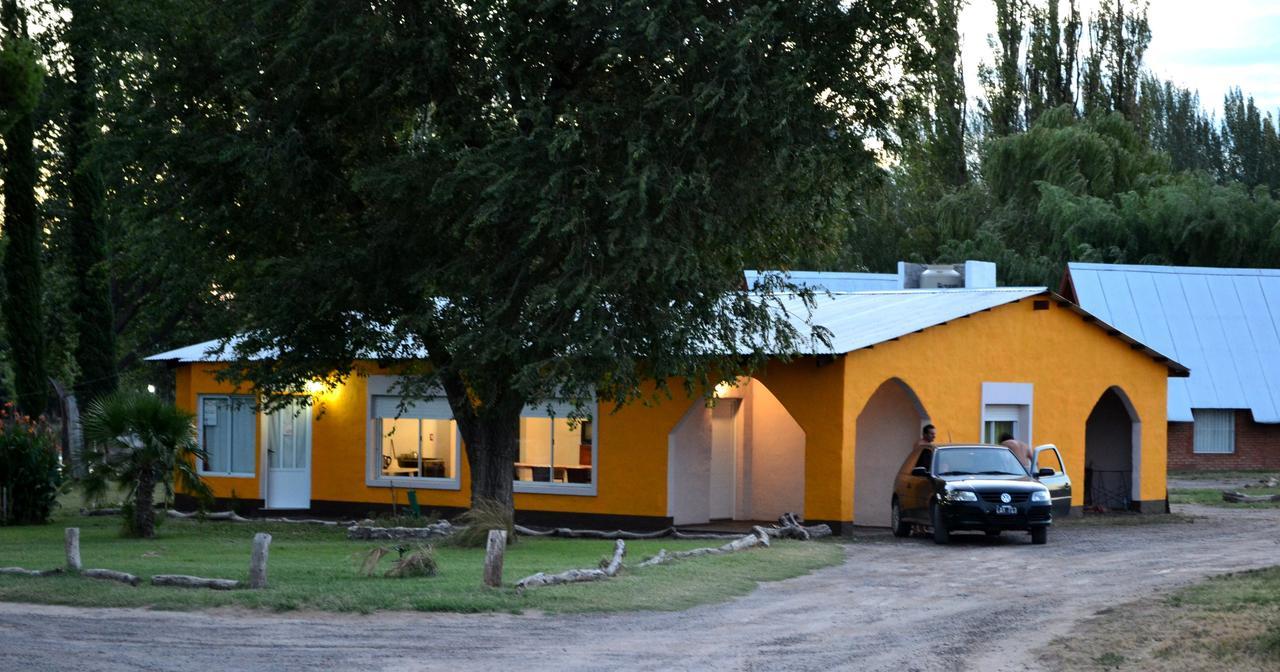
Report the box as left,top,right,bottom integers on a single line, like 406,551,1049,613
81,391,212,537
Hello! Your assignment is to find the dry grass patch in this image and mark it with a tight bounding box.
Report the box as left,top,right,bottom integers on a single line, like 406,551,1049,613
1042,566,1280,672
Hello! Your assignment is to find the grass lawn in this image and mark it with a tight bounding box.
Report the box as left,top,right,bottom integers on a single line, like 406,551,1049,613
1042,566,1280,671
0,514,843,614
1169,486,1280,508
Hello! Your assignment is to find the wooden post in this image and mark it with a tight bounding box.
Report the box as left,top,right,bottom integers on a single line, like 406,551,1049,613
483,529,507,588
65,527,82,571
249,532,272,589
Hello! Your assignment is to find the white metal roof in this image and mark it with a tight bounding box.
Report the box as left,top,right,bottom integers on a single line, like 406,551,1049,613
1067,262,1280,423
149,287,1185,382
773,287,1044,353
744,269,898,293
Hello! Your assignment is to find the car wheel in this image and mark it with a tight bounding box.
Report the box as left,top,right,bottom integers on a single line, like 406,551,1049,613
891,498,911,538
984,530,1001,537
931,502,950,545
1030,526,1048,545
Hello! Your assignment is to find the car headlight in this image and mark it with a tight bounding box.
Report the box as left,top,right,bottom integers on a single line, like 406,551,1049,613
945,490,978,502
1031,490,1051,503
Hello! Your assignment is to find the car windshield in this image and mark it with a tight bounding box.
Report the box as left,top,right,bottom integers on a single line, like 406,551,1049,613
932,448,1026,476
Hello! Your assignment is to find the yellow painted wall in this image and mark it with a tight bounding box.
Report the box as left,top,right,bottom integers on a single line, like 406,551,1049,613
840,298,1170,524
174,295,1169,523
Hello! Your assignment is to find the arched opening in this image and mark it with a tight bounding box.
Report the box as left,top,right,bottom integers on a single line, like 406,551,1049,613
1084,386,1141,511
667,378,805,525
854,378,930,527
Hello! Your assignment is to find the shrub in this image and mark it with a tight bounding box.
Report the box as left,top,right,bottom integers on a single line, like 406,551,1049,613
355,544,439,578
444,498,515,548
0,403,62,525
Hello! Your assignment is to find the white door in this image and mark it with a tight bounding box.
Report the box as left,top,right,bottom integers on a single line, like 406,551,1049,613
709,401,739,519
266,401,311,509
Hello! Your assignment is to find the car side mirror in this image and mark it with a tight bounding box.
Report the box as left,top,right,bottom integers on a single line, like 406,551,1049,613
911,466,930,478
1036,467,1055,477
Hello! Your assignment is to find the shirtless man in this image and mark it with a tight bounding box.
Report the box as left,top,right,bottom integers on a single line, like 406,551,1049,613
917,424,937,449
1000,432,1033,471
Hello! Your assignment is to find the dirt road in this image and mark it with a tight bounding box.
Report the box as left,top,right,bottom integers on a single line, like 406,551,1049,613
1,504,1276,672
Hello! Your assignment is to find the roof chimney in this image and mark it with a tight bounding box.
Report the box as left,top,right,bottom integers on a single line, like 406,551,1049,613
896,260,997,289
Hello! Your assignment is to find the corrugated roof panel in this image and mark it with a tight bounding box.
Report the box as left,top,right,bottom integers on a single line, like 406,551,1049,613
1125,271,1176,358
1099,272,1145,341
1070,269,1110,323
1235,277,1280,422
1069,262,1280,423
1168,378,1194,422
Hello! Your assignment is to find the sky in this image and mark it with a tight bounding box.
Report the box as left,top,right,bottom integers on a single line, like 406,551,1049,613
959,0,1280,117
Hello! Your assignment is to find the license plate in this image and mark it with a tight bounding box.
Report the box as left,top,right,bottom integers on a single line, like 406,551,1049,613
996,505,1017,515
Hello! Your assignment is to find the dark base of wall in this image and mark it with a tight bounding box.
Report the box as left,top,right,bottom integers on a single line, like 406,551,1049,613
1132,499,1168,514
805,519,848,536
173,495,673,530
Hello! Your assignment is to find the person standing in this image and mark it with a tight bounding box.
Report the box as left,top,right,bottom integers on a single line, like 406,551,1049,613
1000,432,1032,470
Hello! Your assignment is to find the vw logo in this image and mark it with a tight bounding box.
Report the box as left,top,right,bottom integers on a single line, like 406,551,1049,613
1000,493,1012,503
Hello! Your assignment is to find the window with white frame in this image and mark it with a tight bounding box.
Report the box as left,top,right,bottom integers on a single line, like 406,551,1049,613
982,404,1024,444
199,395,256,476
370,395,459,485
515,402,595,490
1192,409,1235,454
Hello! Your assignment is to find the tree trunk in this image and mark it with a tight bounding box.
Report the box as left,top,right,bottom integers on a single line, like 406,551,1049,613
460,408,521,511
134,469,156,538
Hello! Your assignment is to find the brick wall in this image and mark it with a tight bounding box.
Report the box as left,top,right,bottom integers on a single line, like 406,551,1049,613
1168,412,1280,471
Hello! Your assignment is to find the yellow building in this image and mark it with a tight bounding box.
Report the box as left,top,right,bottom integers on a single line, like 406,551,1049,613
152,285,1186,531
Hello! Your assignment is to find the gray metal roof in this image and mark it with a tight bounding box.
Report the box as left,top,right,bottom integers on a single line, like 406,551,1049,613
1066,262,1280,423
744,269,898,293
145,336,256,363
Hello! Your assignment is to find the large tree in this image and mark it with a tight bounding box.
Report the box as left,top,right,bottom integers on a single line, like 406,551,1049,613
135,0,925,510
0,0,48,417
63,0,119,405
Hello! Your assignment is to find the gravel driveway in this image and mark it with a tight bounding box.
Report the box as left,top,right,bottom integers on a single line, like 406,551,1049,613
2,504,1277,672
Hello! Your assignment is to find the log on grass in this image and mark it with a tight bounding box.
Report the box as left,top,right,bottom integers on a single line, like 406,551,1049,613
515,539,626,589
0,567,62,577
82,568,140,586
65,528,82,571
81,508,122,517
1218,488,1280,499
166,510,252,522
638,528,770,568
483,529,507,588
152,574,242,590
514,525,674,540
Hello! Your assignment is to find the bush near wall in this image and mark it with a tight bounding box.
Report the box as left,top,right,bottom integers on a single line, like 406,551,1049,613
0,402,63,524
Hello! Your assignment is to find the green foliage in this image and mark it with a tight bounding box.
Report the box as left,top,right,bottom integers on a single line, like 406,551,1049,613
80,390,211,537
0,33,42,133
0,402,63,524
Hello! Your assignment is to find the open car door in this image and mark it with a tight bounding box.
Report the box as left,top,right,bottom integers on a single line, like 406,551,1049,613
1032,444,1073,516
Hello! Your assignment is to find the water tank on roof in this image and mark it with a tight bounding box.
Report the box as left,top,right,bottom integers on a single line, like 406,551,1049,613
920,266,963,289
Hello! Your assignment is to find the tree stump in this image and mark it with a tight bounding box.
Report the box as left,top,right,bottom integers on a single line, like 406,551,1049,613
483,529,507,588
249,532,272,589
65,528,82,571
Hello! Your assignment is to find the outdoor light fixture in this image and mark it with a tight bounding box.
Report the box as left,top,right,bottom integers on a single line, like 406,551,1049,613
146,384,156,394
304,380,326,395
713,382,734,398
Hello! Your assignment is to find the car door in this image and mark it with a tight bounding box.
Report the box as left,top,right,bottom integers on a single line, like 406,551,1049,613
1032,444,1072,516
906,448,933,521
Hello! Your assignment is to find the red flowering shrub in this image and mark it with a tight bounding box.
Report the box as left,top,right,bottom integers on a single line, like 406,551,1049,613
0,402,63,524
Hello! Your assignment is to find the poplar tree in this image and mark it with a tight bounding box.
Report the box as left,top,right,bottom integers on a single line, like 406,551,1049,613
0,0,48,417
978,0,1026,136
64,0,119,405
